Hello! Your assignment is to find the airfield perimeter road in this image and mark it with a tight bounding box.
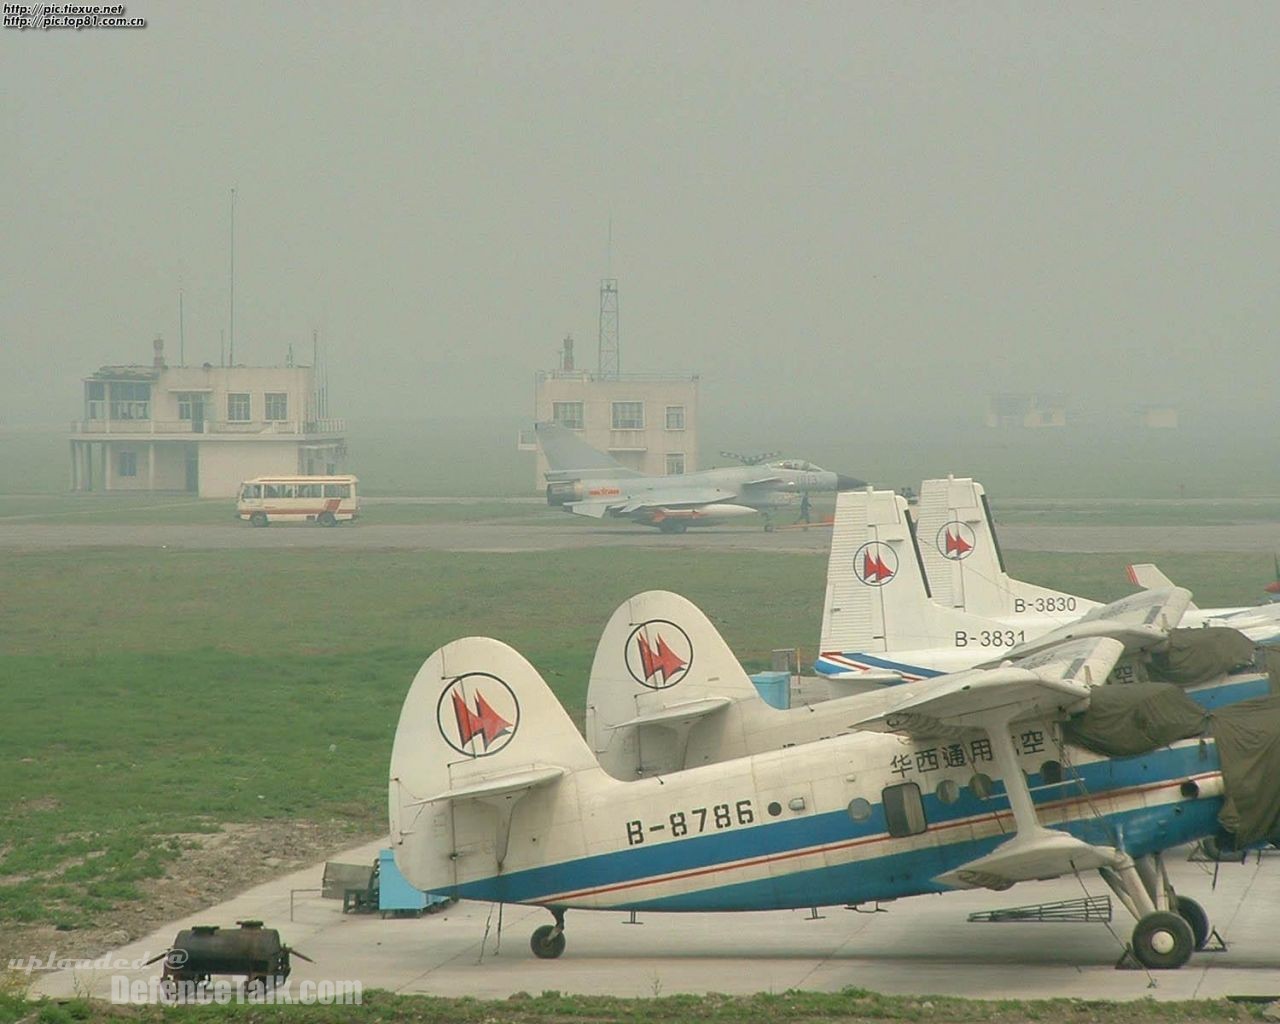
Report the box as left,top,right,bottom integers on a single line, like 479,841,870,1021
31,837,1280,1002
1,520,1278,552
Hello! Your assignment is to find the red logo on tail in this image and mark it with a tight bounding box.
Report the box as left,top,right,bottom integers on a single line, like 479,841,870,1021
451,691,513,751
863,550,894,582
636,633,688,683
936,521,976,561
852,542,899,587
624,620,694,689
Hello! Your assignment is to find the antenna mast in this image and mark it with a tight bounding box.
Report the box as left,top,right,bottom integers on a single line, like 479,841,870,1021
228,187,236,366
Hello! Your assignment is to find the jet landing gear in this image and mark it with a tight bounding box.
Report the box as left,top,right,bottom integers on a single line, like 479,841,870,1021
530,908,566,959
1100,852,1211,970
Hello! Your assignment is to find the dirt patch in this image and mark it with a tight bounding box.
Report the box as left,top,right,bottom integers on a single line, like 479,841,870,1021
0,819,375,968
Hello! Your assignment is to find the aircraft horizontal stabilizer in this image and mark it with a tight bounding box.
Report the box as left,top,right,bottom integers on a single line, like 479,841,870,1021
419,766,566,805
935,832,1118,891
613,697,732,731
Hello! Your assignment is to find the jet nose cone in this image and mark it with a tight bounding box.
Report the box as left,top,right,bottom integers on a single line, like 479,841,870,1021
836,474,866,492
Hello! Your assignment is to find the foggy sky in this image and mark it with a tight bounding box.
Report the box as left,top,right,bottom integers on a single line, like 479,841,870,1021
3,2,1278,430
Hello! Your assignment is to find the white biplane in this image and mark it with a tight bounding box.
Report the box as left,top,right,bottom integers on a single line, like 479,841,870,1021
390,620,1276,970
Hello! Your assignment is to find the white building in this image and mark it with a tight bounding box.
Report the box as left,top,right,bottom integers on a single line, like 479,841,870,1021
69,339,346,497
529,341,700,487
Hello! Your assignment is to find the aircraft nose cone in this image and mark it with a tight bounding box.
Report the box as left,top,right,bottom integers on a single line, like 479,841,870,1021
836,474,866,491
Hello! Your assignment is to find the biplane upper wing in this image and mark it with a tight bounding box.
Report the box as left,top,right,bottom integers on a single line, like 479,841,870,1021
852,637,1128,890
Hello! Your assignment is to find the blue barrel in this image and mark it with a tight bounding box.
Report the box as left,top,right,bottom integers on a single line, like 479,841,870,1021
750,670,791,710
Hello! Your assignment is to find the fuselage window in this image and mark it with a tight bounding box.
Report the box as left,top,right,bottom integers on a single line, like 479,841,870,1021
1040,760,1064,785
847,797,872,822
882,783,927,837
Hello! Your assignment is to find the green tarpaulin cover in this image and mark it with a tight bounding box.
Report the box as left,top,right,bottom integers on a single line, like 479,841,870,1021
1064,682,1280,846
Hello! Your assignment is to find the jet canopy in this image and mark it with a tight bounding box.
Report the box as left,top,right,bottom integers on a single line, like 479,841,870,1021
766,459,825,472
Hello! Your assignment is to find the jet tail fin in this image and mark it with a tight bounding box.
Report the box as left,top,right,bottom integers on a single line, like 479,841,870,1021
586,591,765,778
536,421,642,478
389,637,599,894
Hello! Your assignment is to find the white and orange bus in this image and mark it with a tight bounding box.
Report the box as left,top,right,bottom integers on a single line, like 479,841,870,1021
236,475,360,527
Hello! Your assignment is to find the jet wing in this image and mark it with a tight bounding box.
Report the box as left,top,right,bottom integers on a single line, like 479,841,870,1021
567,489,736,518
986,587,1192,663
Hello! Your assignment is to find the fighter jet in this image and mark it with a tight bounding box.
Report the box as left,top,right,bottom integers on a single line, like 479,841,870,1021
536,421,864,531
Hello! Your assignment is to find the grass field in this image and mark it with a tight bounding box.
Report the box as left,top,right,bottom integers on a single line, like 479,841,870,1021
1,544,1273,937
0,988,1268,1024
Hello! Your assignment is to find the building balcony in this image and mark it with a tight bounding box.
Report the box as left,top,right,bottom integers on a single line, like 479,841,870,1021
70,418,346,437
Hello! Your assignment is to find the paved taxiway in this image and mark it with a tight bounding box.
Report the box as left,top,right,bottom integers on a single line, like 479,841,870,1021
1,521,1277,552
31,838,1280,1002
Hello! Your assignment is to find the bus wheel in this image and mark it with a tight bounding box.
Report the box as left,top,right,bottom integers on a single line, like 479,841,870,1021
318,511,336,527
250,512,269,528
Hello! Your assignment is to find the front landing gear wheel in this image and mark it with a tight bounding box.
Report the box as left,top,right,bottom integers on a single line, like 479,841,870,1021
1175,895,1211,951
530,924,566,959
1132,910,1195,970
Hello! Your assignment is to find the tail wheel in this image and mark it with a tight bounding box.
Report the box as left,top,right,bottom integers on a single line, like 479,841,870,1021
318,511,336,527
530,923,566,959
250,512,268,528
1175,895,1211,951
1131,910,1194,970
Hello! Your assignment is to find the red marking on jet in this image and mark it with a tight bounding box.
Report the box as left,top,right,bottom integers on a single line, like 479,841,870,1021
452,690,513,750
945,528,972,557
863,550,895,583
637,633,687,682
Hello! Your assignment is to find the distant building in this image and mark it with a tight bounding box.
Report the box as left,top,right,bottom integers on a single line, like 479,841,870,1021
69,338,346,497
985,392,1068,429
525,336,699,488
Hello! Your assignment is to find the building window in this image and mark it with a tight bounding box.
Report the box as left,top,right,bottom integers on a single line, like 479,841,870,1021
118,451,137,477
665,453,685,475
86,381,105,420
265,393,288,421
109,381,150,420
882,782,927,838
552,402,584,429
227,393,251,422
611,401,644,430
665,405,686,431
178,394,193,420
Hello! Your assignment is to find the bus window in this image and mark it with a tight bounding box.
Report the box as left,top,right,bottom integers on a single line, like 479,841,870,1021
323,483,350,498
298,483,321,498
264,484,284,499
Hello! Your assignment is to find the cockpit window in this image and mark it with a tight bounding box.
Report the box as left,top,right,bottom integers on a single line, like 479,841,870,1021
768,459,823,472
